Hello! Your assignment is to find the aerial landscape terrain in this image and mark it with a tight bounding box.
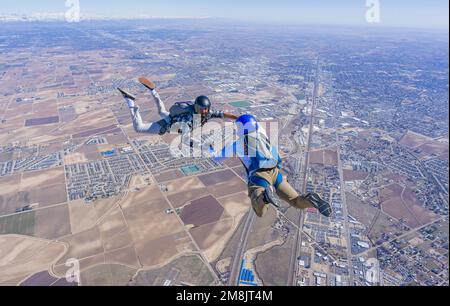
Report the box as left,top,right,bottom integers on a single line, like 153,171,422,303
0,17,448,287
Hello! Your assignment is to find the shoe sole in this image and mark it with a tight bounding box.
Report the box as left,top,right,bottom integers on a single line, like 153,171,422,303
308,193,332,217
138,77,156,90
117,88,136,100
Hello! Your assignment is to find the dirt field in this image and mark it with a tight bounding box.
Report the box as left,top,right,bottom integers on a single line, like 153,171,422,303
246,207,279,250
367,212,409,244
223,158,243,168
20,167,65,190
379,183,436,228
57,226,104,264
402,187,439,225
104,245,140,268
29,183,67,208
106,132,128,145
0,188,23,216
54,253,105,276
381,198,421,228
231,166,248,180
165,176,205,195
167,187,210,208
400,131,449,159
206,177,248,198
154,169,185,183
53,108,117,138
400,131,434,148
345,192,379,227
68,199,99,234
0,235,66,285
254,236,293,286
323,149,338,166
343,170,369,181
190,218,234,262
379,183,403,202
93,196,121,221
33,203,71,239
72,124,119,139
98,207,127,242
217,192,251,219
309,150,324,164
24,116,59,126
130,254,215,286
121,186,190,268
61,151,86,166
0,174,21,195
180,195,224,227
198,169,237,186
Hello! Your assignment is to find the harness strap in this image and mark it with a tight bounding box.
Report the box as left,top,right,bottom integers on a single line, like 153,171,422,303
249,170,283,189
274,171,283,188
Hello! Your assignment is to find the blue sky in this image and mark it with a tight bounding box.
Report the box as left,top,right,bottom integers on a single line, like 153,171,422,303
1,0,449,29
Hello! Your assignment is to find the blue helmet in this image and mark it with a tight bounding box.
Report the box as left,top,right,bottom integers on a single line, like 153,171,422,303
235,114,258,136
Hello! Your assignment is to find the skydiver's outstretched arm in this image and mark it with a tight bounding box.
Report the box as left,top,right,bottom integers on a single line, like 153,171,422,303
223,112,239,120
208,111,239,121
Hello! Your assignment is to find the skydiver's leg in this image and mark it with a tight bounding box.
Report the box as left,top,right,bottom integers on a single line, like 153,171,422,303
128,104,165,134
248,185,269,218
118,87,165,134
150,90,170,118
277,176,333,216
275,175,313,210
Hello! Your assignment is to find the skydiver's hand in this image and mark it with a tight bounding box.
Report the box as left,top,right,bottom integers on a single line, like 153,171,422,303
223,112,239,120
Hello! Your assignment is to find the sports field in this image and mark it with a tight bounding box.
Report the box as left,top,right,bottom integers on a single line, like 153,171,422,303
181,165,200,175
229,101,251,108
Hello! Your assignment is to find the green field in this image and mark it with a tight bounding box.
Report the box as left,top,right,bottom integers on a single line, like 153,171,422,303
229,101,251,108
0,211,35,236
81,264,137,286
181,165,200,175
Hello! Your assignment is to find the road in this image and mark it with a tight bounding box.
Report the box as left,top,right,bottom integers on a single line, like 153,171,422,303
325,77,355,285
288,60,320,285
228,209,256,285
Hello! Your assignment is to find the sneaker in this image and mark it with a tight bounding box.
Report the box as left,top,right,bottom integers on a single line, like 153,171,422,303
263,186,281,208
306,192,332,217
117,88,136,100
138,77,156,91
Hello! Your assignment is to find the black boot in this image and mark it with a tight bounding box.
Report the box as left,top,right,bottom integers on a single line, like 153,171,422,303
306,192,332,217
117,88,136,100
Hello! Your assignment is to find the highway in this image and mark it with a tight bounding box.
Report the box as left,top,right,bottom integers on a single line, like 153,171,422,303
329,80,355,285
288,60,320,285
228,209,256,285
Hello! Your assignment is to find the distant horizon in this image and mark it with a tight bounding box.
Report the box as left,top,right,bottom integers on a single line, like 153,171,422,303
1,0,449,30
0,16,449,34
